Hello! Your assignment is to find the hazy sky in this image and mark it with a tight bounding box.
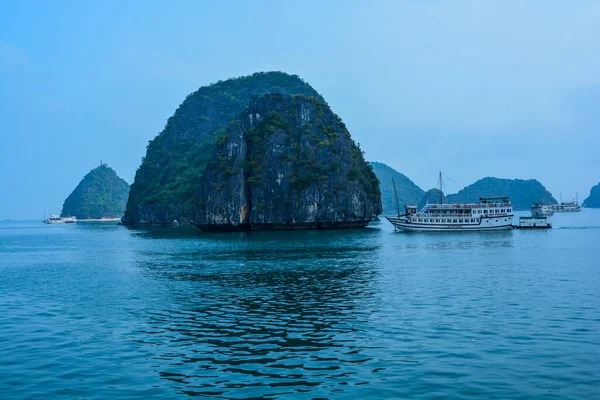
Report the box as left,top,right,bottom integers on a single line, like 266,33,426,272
1,0,599,219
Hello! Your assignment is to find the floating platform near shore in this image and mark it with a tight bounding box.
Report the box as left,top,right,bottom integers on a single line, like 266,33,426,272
512,216,552,229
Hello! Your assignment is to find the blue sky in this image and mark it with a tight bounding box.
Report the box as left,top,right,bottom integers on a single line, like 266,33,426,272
1,0,599,218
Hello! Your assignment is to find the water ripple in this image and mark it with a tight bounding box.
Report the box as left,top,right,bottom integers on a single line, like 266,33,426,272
1,218,600,398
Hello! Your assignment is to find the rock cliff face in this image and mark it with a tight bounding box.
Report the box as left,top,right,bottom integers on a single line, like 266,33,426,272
61,165,129,219
583,183,600,208
124,72,324,225
194,93,381,230
369,162,424,214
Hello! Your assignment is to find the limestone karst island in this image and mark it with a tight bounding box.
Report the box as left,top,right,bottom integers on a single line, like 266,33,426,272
123,72,381,230
61,163,129,220
583,182,600,208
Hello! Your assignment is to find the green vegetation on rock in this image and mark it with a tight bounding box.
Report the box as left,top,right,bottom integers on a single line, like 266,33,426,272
369,162,424,215
583,183,600,208
125,71,324,224
61,165,129,219
447,177,556,210
195,93,381,230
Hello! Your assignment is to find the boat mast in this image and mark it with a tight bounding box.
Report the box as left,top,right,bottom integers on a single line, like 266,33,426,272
439,171,443,205
392,178,400,216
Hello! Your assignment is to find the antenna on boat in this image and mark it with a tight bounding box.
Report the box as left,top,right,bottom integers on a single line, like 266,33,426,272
392,178,400,217
439,171,443,205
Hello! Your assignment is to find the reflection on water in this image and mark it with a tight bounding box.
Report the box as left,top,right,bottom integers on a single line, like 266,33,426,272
1,214,600,398
131,229,382,397
74,221,123,232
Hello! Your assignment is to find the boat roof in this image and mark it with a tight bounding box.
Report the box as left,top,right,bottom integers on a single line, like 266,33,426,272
480,196,510,202
520,216,547,220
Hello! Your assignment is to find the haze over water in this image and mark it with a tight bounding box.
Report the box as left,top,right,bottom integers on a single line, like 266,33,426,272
1,211,599,399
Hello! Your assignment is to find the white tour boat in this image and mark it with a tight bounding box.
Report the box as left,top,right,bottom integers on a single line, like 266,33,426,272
43,214,77,224
550,200,582,213
44,214,65,224
386,173,514,232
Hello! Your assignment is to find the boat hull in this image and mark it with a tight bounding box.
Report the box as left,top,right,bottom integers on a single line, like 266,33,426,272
386,216,513,232
513,225,551,229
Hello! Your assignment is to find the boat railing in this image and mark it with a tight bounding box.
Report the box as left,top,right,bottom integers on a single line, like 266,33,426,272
421,211,511,217
426,202,511,209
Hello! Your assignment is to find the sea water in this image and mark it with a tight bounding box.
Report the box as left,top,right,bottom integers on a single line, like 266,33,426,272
1,211,599,399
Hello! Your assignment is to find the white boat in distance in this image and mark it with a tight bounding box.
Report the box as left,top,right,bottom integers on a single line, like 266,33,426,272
550,200,582,213
531,203,554,217
386,172,514,232
43,214,77,224
44,214,65,224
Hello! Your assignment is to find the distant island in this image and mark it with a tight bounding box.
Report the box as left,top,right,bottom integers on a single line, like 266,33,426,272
61,164,129,219
583,182,600,208
124,72,381,229
370,163,555,213
447,177,556,210
418,188,447,210
369,162,423,215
